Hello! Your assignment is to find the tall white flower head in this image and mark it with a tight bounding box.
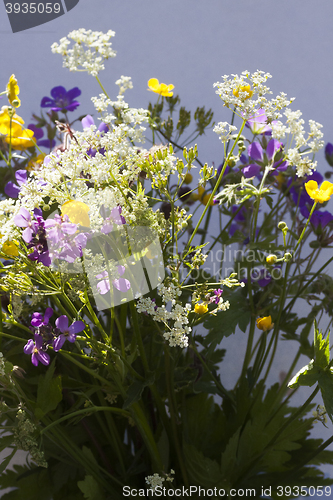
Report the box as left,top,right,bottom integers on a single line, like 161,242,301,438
51,29,116,77
213,70,295,120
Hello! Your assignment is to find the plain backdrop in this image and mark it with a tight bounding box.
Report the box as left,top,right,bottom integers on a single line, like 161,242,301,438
0,0,333,493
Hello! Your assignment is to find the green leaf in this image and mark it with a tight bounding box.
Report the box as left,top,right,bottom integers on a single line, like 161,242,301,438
183,442,223,488
0,448,16,475
35,359,62,419
287,359,322,389
77,475,105,500
314,322,330,369
204,288,251,341
122,372,155,409
318,370,333,424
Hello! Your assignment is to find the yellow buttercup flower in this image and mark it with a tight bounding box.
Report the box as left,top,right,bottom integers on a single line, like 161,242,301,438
304,180,333,203
2,240,19,257
0,107,35,150
6,74,21,108
192,186,215,206
148,78,174,97
194,303,208,315
232,84,253,100
256,316,273,332
61,200,90,227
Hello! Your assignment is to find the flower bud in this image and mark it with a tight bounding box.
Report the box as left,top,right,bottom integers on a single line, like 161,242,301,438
266,254,277,265
325,143,333,167
278,221,288,230
284,252,292,262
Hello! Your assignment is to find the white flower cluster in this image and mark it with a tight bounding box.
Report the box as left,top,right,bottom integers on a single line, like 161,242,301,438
214,70,294,120
136,283,192,348
271,109,324,177
51,29,116,77
145,470,175,491
115,76,133,95
213,122,237,143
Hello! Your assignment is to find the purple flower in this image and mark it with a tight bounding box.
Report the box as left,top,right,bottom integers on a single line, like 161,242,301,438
288,171,323,208
96,265,131,295
53,315,85,352
31,307,53,328
266,139,282,161
44,214,77,244
242,164,261,178
27,124,56,149
325,143,333,167
101,207,126,234
14,207,37,243
24,333,50,367
82,115,108,157
245,108,277,135
300,206,333,230
248,142,264,163
5,170,27,198
210,288,223,304
41,86,81,112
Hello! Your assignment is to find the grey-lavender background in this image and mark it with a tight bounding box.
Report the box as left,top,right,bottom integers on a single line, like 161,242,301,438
0,0,333,496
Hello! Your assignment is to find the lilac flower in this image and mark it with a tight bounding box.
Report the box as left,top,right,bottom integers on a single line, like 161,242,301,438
101,207,126,234
248,142,264,162
27,124,56,149
210,289,223,304
24,333,50,367
5,170,27,198
56,232,88,263
300,206,333,230
44,214,77,244
41,86,81,112
245,108,277,135
97,265,131,295
14,207,37,243
53,315,85,352
31,307,53,328
82,115,108,157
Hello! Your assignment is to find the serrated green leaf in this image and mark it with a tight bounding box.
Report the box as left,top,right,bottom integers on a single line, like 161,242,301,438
35,359,62,419
77,475,105,500
183,442,223,487
314,323,330,369
288,360,322,389
318,370,333,424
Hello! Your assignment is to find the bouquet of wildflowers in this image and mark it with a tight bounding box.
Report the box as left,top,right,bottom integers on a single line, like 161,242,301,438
0,28,333,499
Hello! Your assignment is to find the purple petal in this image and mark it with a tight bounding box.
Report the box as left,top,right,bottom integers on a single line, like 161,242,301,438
67,332,77,343
117,265,125,276
96,271,108,279
69,320,85,335
101,222,113,234
27,124,43,140
31,313,43,328
24,339,35,355
53,335,66,352
61,222,78,235
55,315,69,333
65,101,80,112
242,164,261,178
82,115,95,129
41,97,54,108
51,86,67,99
98,122,109,134
14,208,31,228
15,170,28,186
22,227,34,243
111,207,125,225
31,353,39,366
34,333,43,349
248,143,264,162
38,139,56,149
5,181,20,198
44,307,53,324
36,351,50,366
266,139,282,161
39,251,51,267
66,87,82,101
113,277,131,292
97,279,110,295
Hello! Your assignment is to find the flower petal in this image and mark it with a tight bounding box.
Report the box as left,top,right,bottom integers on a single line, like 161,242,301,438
55,315,69,333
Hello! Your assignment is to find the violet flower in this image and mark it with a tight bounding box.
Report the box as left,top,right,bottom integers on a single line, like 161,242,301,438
53,315,85,352
5,170,27,198
41,86,81,112
245,108,277,135
210,289,223,304
101,207,126,234
242,164,261,178
27,124,56,149
81,115,108,157
24,333,50,367
31,307,53,328
97,265,131,295
44,214,77,244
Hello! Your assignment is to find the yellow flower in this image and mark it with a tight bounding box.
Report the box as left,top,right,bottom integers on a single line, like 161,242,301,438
2,240,19,257
192,186,215,206
0,107,35,150
27,153,46,171
304,180,333,203
256,316,273,332
148,78,174,97
194,303,208,315
266,254,277,265
184,173,193,184
61,200,90,227
232,84,253,100
6,74,20,108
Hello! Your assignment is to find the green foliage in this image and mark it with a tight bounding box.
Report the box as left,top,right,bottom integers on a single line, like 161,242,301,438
35,360,63,420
